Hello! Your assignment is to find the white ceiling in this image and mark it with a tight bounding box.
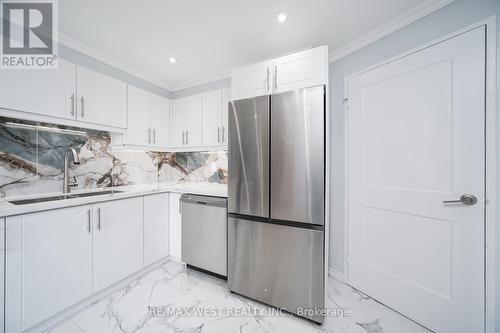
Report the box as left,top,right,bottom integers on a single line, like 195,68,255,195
59,0,445,90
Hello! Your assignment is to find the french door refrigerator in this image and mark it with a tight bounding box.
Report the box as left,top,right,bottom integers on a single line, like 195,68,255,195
227,85,325,323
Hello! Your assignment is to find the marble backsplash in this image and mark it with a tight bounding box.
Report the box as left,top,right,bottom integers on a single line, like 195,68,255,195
0,117,227,199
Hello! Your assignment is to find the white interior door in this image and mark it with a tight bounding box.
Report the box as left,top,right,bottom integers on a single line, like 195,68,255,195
347,27,485,333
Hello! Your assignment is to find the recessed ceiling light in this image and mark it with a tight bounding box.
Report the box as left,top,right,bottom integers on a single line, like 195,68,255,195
168,57,176,64
277,13,287,23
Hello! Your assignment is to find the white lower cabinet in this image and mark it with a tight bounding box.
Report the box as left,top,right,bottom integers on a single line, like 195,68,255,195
144,193,170,266
169,193,182,260
92,197,144,292
6,206,93,332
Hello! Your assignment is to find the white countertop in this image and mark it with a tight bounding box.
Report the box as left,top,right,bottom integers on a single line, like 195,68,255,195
0,182,227,218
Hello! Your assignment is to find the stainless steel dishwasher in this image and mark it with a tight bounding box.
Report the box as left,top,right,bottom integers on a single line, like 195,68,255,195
181,194,227,277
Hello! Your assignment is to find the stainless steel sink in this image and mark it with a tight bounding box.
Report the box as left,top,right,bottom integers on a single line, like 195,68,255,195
8,190,122,205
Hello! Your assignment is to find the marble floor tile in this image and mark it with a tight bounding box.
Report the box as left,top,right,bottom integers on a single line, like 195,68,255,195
47,261,430,333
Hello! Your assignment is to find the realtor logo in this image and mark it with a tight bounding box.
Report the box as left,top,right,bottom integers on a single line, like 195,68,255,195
1,0,58,69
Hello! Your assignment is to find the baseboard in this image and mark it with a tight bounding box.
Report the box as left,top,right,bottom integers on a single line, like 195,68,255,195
328,266,346,283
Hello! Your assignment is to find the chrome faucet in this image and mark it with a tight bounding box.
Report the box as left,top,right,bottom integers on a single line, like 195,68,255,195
63,148,81,193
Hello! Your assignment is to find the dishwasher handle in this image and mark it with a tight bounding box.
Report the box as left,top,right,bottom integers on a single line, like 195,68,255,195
181,194,227,208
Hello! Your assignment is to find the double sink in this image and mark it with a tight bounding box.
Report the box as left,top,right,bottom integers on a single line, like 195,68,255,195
8,190,123,205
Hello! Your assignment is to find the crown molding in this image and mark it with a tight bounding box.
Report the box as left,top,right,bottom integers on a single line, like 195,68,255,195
58,33,174,91
328,0,455,63
169,68,232,92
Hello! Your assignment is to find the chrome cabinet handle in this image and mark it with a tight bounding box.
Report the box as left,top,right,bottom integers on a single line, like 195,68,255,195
153,129,156,144
443,194,477,206
87,209,91,233
97,207,101,230
222,126,225,143
182,131,185,145
186,131,189,145
70,94,75,116
274,65,278,90
266,67,270,91
80,96,85,117
148,128,151,144
217,127,221,143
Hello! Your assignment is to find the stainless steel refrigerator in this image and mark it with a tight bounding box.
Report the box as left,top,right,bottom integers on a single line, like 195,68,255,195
227,85,325,323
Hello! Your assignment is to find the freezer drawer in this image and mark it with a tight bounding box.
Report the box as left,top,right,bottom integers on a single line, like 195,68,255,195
271,86,325,225
228,95,270,218
228,217,324,322
181,195,227,276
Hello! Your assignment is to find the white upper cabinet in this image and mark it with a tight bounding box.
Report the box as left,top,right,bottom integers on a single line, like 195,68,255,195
127,85,152,146
202,89,223,147
127,85,170,149
92,197,143,292
231,60,273,100
222,87,231,144
231,46,328,100
150,94,170,148
8,59,77,120
186,94,202,147
171,97,187,148
171,88,230,150
76,66,127,129
0,70,8,109
272,46,328,94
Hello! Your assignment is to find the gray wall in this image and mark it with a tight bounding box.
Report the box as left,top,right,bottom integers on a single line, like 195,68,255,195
59,45,172,98
327,0,499,329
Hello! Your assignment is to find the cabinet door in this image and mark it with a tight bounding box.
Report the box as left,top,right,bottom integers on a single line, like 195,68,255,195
77,66,127,129
6,206,92,332
93,197,143,292
144,193,169,266
171,98,186,148
9,59,77,120
0,219,4,333
169,193,182,261
127,85,152,146
231,60,272,100
221,87,231,145
186,94,202,147
272,46,328,94
151,94,170,148
0,69,9,109
201,89,223,147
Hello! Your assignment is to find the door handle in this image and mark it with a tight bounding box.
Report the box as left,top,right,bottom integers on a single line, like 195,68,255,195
218,127,221,143
443,194,477,206
87,209,91,233
266,67,270,91
186,130,189,145
182,131,185,145
70,94,75,116
274,65,278,90
148,129,151,144
80,96,85,117
97,207,102,230
153,129,156,144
